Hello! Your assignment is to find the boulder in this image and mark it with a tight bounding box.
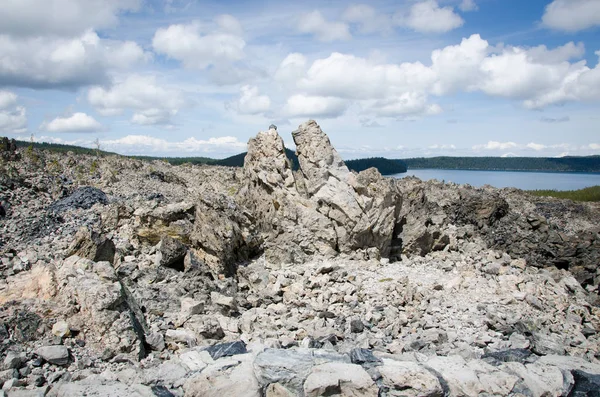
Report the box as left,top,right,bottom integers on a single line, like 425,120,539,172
303,362,378,397
184,360,260,397
48,186,108,213
36,345,69,366
378,360,443,397
154,235,187,270
66,226,115,263
254,349,315,393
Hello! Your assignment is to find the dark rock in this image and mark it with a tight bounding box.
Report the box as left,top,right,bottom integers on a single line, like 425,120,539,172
152,385,176,397
349,348,382,365
155,235,187,271
0,201,5,218
205,341,247,360
66,226,115,263
482,348,533,364
350,319,364,333
12,311,43,342
569,370,600,397
48,186,108,213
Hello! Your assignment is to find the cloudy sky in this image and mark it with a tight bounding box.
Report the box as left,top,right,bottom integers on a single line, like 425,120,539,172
1,0,599,159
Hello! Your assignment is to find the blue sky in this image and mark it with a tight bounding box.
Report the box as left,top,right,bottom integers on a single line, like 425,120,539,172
0,0,599,158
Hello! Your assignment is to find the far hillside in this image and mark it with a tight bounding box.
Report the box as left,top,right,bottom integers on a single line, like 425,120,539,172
403,156,600,173
213,150,408,175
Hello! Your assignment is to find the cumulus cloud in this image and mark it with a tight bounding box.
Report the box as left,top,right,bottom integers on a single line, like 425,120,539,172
459,0,478,12
0,0,140,37
88,75,186,126
152,16,246,69
100,135,246,155
0,31,147,89
395,0,464,33
542,0,600,32
297,10,351,42
279,34,600,119
0,90,26,133
282,95,349,118
41,112,102,133
229,85,271,115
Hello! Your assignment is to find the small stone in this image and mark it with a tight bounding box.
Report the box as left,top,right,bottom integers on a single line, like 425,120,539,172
211,292,235,308
350,319,365,333
52,321,71,338
146,332,165,352
36,346,69,366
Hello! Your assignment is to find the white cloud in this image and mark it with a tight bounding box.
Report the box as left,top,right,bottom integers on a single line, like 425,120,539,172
0,106,27,134
473,141,518,150
0,31,147,89
41,112,102,133
230,85,271,115
395,0,464,33
429,144,456,149
459,0,478,12
88,75,186,126
542,0,600,32
0,0,140,37
588,143,600,150
275,53,308,87
100,135,246,155
152,17,246,69
297,10,351,42
342,4,393,34
363,93,442,118
0,91,17,109
526,142,546,151
0,90,26,133
282,95,349,118
276,34,600,120
526,42,585,64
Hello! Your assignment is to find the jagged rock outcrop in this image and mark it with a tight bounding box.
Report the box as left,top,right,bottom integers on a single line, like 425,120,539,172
241,120,402,263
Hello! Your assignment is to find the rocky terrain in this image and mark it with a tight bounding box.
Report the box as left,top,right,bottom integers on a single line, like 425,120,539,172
0,121,600,396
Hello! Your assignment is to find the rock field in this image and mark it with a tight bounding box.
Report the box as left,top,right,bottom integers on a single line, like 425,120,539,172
0,122,600,396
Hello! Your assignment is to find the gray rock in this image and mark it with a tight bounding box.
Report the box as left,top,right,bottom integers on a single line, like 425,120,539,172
205,341,246,360
46,380,155,397
36,346,69,366
66,226,115,263
482,348,533,364
349,348,381,365
350,319,365,333
254,349,314,393
145,332,165,352
155,236,186,270
3,352,26,369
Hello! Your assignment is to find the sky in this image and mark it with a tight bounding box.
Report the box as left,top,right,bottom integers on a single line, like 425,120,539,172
0,0,599,159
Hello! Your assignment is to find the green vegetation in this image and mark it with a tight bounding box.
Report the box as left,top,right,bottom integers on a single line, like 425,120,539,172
527,186,600,202
14,139,116,156
345,157,407,175
403,156,600,173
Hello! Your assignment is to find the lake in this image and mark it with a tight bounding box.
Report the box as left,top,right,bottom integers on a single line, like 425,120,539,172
391,169,600,191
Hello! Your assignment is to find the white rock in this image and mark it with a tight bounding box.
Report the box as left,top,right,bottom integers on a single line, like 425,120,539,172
378,360,442,397
303,362,378,397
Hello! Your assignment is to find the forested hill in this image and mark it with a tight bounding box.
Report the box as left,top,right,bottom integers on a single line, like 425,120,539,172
213,151,407,175
403,156,600,173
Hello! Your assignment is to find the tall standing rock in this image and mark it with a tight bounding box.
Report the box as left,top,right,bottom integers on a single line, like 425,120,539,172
241,120,402,263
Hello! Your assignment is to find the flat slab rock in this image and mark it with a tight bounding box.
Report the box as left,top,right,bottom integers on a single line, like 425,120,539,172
205,341,247,360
